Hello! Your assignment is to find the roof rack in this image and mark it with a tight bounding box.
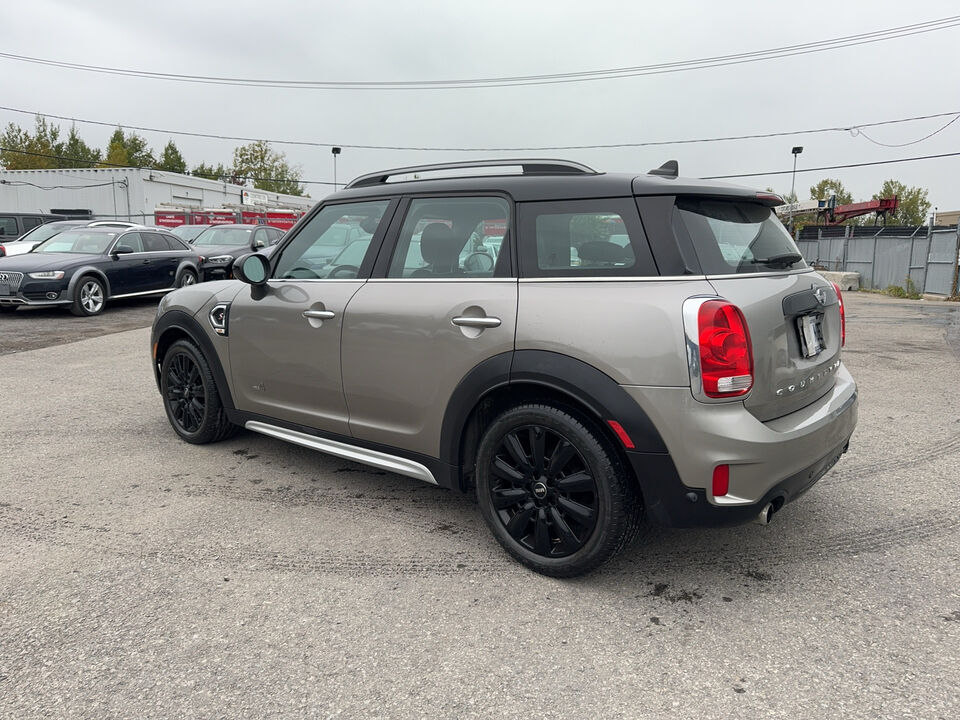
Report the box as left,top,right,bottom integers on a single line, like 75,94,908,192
345,159,598,189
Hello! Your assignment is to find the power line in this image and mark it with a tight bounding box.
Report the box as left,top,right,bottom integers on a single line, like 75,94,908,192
0,178,120,190
3,144,958,188
850,114,960,147
703,151,960,179
0,146,329,187
1,16,958,90
1,104,957,152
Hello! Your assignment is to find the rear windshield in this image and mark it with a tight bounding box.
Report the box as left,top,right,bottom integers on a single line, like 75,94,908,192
674,198,806,274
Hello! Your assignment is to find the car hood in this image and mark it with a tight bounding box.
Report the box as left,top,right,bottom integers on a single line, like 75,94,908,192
195,244,252,258
0,252,96,272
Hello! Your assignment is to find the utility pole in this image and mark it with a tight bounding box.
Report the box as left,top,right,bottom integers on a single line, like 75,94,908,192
790,146,803,200
331,147,342,191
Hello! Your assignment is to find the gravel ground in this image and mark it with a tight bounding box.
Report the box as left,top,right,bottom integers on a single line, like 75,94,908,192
0,292,958,719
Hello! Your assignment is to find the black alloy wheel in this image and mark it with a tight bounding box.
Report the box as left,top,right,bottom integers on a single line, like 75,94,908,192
475,404,641,577
160,339,238,444
489,425,598,558
166,350,206,433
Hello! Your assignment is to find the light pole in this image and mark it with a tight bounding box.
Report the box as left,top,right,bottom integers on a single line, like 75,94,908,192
790,146,803,200
331,146,342,191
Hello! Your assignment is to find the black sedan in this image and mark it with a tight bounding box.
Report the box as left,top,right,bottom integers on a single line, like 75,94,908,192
191,224,284,281
0,227,201,316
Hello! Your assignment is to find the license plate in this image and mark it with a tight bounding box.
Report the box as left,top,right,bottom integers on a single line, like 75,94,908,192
0,283,11,296
797,314,825,358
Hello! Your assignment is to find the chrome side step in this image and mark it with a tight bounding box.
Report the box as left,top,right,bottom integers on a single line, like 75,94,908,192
244,420,438,485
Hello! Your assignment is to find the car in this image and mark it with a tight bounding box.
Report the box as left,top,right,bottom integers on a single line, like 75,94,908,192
168,225,210,244
0,212,65,241
0,226,201,315
0,220,90,257
191,224,285,281
150,158,858,577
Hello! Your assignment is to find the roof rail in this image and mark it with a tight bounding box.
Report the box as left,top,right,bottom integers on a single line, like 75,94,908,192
345,158,598,189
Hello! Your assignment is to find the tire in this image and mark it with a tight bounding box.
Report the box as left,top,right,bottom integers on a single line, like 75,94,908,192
70,276,106,316
475,404,642,577
160,339,239,444
177,269,198,287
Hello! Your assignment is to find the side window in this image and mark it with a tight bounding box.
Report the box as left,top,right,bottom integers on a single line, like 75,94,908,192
518,199,657,278
119,233,145,252
141,232,169,252
162,233,189,251
267,227,283,244
274,200,390,280
387,197,509,279
22,217,43,231
0,216,17,236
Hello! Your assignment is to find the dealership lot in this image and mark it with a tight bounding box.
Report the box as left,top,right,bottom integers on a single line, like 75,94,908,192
0,292,958,718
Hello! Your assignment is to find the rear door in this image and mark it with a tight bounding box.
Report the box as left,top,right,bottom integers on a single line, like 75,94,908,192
227,199,395,436
340,195,517,459
672,196,843,421
141,231,179,289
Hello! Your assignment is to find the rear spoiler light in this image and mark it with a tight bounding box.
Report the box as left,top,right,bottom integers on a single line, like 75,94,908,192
755,192,785,207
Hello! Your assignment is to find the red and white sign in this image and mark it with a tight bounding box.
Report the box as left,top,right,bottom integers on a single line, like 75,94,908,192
483,219,507,236
265,210,300,231
240,210,265,225
207,210,238,225
154,212,188,228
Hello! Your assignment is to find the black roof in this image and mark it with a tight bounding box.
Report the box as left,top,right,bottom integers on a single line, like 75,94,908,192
327,160,766,204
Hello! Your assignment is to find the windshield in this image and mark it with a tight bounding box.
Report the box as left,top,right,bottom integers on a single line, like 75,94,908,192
675,198,806,274
170,225,208,241
193,227,253,247
32,230,118,254
17,223,78,244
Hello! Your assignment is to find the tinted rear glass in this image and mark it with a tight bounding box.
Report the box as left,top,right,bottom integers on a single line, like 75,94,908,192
675,198,806,274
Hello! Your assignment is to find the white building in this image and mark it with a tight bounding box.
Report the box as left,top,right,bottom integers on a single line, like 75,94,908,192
0,167,315,223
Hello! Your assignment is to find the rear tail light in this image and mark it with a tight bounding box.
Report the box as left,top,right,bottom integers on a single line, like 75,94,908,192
698,300,754,398
0,245,6,257
831,282,845,347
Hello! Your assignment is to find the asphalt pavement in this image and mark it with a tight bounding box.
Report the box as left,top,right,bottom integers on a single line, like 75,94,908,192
0,292,958,719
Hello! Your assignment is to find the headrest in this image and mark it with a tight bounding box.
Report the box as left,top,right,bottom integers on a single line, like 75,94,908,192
419,223,459,267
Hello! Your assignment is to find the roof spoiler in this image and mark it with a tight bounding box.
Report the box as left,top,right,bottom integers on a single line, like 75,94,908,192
648,160,678,179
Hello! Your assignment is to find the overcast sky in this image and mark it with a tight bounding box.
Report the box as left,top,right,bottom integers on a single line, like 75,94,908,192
1,0,959,212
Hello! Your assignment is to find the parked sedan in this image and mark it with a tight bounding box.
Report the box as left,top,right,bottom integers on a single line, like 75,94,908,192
191,224,284,281
0,220,89,257
0,227,201,316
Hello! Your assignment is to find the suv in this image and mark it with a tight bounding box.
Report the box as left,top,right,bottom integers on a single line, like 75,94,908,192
151,159,858,577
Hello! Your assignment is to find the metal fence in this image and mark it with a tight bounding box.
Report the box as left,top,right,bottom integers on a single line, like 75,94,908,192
796,225,960,295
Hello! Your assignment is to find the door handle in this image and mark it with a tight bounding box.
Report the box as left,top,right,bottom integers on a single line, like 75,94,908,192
452,316,501,328
303,309,336,320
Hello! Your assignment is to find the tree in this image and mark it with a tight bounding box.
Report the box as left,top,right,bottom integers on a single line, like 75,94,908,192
60,125,101,167
191,162,232,182
808,178,853,206
231,140,304,196
0,116,62,169
872,179,931,226
103,128,155,167
156,140,187,173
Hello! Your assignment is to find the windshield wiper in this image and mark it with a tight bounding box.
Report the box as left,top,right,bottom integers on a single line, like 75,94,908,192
749,252,802,268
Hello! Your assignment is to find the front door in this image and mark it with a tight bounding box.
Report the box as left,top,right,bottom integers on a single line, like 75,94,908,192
227,199,394,437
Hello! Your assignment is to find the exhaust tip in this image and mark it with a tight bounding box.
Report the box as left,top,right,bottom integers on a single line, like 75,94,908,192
755,502,775,526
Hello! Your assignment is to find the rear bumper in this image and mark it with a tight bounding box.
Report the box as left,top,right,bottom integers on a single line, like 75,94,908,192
621,363,858,527
628,436,852,527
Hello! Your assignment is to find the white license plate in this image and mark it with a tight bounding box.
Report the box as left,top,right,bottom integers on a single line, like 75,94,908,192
798,314,825,358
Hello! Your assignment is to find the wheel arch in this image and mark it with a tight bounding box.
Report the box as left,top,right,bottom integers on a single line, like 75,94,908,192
441,349,668,492
152,310,235,410
66,267,111,298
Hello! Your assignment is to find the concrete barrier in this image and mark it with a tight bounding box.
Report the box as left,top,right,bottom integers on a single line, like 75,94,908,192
819,270,860,291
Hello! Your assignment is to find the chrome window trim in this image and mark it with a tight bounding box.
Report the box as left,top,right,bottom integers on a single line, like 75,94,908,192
245,421,438,485
519,275,708,283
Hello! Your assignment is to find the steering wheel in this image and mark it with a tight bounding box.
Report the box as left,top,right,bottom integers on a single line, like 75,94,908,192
326,264,360,279
463,252,495,273
285,266,321,279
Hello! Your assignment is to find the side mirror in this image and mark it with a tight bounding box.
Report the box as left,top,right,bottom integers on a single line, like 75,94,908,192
234,253,270,286
253,239,266,249
112,245,134,257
